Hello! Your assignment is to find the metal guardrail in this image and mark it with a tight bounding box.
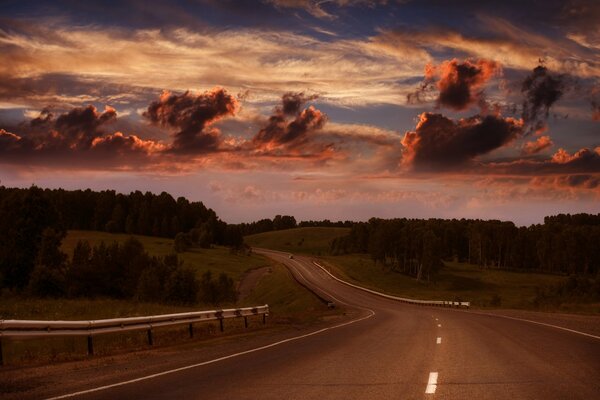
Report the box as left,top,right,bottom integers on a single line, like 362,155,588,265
0,305,269,364
312,261,470,308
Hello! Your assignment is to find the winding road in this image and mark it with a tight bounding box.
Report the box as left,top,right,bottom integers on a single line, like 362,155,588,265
44,250,600,399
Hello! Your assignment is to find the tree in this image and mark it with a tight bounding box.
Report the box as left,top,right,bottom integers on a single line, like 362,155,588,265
0,186,63,290
28,228,68,297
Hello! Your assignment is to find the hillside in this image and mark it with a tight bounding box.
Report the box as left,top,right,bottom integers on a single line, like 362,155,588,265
320,255,573,310
245,227,350,255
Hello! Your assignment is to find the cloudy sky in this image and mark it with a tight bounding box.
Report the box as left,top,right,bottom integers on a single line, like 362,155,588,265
0,0,598,224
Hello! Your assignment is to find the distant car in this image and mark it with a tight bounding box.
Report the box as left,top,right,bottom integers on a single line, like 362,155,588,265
288,254,294,259
327,302,336,309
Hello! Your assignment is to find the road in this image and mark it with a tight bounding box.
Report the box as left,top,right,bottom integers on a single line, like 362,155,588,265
47,250,600,400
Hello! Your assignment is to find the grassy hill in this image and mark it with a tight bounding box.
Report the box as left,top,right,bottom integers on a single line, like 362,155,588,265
1,230,333,364
1,230,330,321
62,230,266,282
245,227,350,255
320,255,577,310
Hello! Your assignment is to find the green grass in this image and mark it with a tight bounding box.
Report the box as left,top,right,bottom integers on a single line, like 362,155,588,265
245,227,350,255
245,260,329,322
320,254,571,310
62,230,267,282
1,230,333,365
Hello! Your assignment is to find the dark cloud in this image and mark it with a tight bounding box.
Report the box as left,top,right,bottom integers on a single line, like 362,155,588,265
144,88,238,154
253,92,327,148
18,105,117,151
401,112,523,170
521,64,566,134
281,92,318,115
0,105,160,168
407,59,500,111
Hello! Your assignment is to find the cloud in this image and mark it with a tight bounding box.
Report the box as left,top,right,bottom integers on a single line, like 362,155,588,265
90,132,165,155
144,88,238,154
591,85,600,121
521,64,566,134
374,15,600,79
401,112,524,170
265,0,386,19
0,22,427,109
488,147,600,175
408,59,500,111
522,135,553,155
22,105,117,151
252,92,327,149
0,105,164,168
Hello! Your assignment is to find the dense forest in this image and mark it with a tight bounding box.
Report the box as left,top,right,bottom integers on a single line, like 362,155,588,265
0,186,238,303
330,216,600,279
0,185,224,239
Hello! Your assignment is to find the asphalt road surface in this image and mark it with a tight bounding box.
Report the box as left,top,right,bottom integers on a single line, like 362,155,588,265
47,250,600,400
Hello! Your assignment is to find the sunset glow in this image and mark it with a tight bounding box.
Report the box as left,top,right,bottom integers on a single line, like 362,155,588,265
1,0,598,224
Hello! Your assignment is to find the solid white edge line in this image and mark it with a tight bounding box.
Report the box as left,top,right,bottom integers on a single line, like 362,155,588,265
46,311,375,400
467,311,600,340
45,254,376,400
297,251,600,342
425,372,438,394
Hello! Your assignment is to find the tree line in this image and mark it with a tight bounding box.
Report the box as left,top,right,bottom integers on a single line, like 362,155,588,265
0,185,224,240
330,215,600,278
30,231,236,305
235,215,352,236
0,186,238,304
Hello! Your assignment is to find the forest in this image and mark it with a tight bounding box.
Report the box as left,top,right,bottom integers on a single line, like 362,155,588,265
0,186,238,304
330,216,600,280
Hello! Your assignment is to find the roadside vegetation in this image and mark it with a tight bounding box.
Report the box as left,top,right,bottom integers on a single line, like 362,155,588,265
246,224,600,313
245,227,350,255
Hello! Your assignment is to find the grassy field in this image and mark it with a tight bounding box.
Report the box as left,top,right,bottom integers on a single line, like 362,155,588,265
245,227,350,255
0,230,333,365
62,230,267,282
320,254,576,310
244,227,595,312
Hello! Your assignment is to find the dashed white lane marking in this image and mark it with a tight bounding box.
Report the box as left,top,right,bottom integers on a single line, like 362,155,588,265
425,372,438,394
436,337,442,344
438,324,442,327
435,318,438,321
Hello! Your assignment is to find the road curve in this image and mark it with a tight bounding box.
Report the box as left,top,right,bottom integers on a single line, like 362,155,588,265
49,250,600,400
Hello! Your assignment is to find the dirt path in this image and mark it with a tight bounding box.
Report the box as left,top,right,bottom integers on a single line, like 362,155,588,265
237,266,271,300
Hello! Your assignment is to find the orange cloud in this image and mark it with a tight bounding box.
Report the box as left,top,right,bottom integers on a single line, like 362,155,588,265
522,135,553,155
431,59,500,111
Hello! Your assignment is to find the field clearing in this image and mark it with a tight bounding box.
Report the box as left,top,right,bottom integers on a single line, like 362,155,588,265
245,227,350,255
320,254,576,310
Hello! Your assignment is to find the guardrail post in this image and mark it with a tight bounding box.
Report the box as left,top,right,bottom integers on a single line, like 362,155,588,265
87,335,94,356
244,316,248,328
219,318,224,332
262,314,266,324
147,328,154,346
0,337,4,366
188,323,194,338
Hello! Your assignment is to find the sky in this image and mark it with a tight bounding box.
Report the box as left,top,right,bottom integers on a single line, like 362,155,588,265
0,0,598,225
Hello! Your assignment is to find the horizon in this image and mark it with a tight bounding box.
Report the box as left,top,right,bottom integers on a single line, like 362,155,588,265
3,182,594,227
1,1,598,225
